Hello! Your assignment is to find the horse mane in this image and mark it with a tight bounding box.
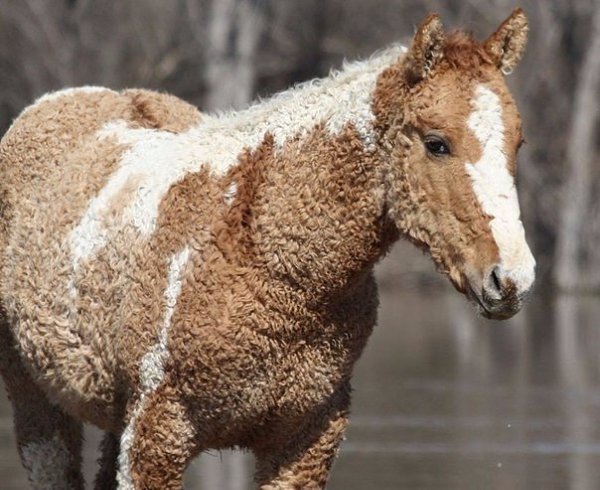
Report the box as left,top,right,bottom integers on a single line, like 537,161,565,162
442,31,495,72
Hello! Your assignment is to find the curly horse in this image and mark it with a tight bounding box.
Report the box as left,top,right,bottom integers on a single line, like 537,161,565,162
0,9,534,489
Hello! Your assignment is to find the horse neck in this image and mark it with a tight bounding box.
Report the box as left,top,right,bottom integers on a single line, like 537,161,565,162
216,53,407,299
210,43,407,157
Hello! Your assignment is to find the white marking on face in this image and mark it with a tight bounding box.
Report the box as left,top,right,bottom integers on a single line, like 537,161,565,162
465,85,535,292
68,45,408,268
117,246,190,489
21,434,72,488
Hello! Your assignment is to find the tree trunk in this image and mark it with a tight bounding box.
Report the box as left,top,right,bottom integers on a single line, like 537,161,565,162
204,0,264,111
554,6,600,291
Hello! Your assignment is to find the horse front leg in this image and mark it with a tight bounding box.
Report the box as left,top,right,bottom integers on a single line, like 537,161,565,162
254,402,350,489
115,384,198,490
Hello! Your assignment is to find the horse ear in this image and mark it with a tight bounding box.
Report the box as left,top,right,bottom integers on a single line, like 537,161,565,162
405,13,445,84
484,8,529,75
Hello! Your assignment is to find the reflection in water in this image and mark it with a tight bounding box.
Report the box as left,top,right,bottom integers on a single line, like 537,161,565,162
1,289,600,489
556,295,600,490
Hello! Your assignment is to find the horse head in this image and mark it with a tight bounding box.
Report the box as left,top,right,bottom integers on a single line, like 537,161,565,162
376,9,535,319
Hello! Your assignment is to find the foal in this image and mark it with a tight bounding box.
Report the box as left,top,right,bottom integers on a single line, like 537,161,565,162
0,10,534,489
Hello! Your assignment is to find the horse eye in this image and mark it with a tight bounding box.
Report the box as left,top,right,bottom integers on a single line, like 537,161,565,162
424,136,451,156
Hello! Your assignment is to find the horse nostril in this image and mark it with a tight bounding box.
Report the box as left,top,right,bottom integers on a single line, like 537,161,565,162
474,264,531,319
489,266,503,295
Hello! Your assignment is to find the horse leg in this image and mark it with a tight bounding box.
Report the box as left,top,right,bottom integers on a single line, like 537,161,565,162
0,320,84,489
116,384,198,490
254,402,350,489
94,431,120,490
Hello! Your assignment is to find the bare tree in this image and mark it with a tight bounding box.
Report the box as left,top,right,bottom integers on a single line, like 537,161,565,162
554,4,600,291
203,0,265,111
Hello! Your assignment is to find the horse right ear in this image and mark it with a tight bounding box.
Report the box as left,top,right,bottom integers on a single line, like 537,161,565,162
405,13,445,84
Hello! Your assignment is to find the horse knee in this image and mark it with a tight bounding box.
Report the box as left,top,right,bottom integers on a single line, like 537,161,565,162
116,387,197,490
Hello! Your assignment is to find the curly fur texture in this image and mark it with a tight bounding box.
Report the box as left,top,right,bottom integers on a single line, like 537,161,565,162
0,10,534,489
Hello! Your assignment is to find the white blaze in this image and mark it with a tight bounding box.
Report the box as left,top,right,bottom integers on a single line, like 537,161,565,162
465,85,535,291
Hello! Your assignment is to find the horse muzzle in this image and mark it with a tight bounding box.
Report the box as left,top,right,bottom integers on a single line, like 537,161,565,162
466,263,535,320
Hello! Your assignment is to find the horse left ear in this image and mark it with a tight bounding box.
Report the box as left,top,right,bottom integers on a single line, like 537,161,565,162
484,8,529,75
405,13,445,84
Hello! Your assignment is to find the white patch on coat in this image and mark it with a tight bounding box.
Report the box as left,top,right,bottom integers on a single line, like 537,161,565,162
217,44,407,152
68,45,407,268
139,246,190,391
68,122,201,268
465,85,535,291
116,246,190,489
21,434,73,488
224,182,238,205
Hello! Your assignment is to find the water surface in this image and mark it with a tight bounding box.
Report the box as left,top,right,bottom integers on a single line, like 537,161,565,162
1,288,599,489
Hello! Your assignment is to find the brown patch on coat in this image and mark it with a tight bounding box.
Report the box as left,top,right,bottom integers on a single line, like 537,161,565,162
113,166,216,388
95,174,144,225
215,135,275,266
132,124,385,459
0,90,143,429
124,89,201,132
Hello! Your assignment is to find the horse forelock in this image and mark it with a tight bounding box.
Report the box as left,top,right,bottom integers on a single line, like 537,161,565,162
441,31,495,72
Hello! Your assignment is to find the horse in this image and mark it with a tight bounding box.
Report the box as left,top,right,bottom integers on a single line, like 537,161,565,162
0,9,534,489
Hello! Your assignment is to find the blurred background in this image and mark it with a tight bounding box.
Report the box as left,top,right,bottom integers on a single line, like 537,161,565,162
0,0,599,488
